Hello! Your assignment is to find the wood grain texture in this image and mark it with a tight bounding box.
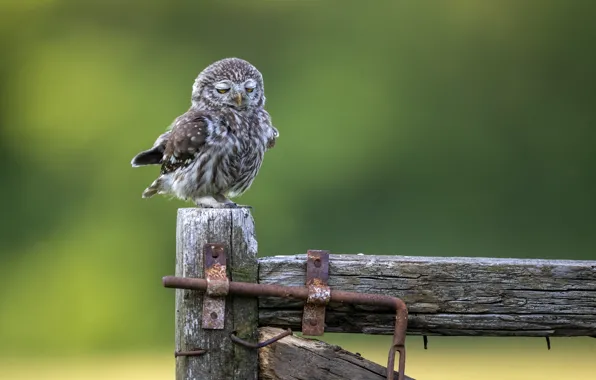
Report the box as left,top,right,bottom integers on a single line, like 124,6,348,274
176,208,258,380
258,327,413,380
258,254,596,336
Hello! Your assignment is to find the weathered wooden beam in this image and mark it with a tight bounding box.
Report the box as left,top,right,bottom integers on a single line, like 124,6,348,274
176,208,259,380
258,254,596,337
258,327,413,380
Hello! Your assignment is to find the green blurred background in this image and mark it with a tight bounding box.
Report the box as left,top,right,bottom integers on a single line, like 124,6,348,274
1,0,595,379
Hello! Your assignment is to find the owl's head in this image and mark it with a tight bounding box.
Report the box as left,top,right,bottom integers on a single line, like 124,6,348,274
191,58,265,110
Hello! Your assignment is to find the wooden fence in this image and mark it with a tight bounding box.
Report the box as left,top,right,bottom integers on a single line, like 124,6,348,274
162,208,596,380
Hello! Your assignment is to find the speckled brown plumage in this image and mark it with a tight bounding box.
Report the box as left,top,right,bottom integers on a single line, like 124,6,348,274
131,58,278,208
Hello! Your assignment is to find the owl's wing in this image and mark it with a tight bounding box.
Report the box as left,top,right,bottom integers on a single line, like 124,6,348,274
267,126,279,149
160,110,211,175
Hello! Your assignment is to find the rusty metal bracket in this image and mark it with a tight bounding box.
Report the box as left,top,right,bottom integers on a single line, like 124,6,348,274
163,275,408,380
163,248,409,380
202,243,229,329
302,250,331,336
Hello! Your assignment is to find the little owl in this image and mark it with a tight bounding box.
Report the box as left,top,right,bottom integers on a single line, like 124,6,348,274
131,58,278,208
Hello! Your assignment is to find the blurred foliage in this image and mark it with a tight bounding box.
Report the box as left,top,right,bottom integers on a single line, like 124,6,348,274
0,0,595,357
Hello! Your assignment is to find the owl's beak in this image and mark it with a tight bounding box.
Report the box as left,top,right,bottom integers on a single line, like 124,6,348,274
234,93,243,106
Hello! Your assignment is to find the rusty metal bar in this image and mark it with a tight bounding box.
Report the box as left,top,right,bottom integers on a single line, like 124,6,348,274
163,276,408,380
230,328,293,349
174,349,207,357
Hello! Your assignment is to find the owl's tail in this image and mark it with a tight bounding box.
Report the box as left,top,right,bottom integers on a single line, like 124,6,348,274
142,178,162,198
131,146,163,167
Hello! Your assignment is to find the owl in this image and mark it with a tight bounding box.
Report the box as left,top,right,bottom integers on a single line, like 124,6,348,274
131,58,278,208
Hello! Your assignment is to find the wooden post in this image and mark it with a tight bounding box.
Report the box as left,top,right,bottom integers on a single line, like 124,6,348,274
175,208,258,380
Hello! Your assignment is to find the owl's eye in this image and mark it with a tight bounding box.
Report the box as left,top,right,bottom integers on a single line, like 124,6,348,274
217,88,230,94
245,87,254,93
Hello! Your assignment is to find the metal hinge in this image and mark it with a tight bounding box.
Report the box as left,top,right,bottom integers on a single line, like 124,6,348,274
202,243,229,329
302,250,331,336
